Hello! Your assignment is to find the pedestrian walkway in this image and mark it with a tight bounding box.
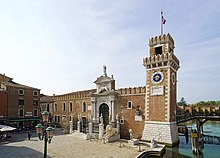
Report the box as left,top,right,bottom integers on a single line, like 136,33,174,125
0,131,165,158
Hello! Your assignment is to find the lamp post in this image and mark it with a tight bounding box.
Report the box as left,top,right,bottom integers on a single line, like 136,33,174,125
36,111,54,158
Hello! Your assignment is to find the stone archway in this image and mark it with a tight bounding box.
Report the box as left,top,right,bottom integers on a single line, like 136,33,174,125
99,103,109,127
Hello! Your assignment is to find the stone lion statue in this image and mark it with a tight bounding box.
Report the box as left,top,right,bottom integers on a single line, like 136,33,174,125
103,125,118,141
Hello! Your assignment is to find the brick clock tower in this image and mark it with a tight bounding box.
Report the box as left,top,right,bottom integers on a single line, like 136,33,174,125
142,34,180,145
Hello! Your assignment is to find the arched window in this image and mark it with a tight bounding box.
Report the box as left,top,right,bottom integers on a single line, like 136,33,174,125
69,102,73,112
62,102,66,111
54,103,58,112
127,101,132,109
82,101,86,112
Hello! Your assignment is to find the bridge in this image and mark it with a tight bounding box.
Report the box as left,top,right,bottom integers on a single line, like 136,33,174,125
176,114,220,124
176,111,220,153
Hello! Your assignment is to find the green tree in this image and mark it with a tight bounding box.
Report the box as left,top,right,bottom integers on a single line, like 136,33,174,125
177,97,187,106
192,100,220,107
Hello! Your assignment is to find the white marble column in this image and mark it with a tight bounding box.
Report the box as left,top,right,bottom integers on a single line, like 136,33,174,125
92,101,96,122
99,122,104,139
69,121,73,134
111,100,115,123
89,122,92,135
109,102,112,123
77,120,81,133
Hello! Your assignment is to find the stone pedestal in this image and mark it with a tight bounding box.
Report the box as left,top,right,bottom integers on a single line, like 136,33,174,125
69,121,73,134
128,140,139,146
142,121,179,145
116,122,120,134
89,122,92,135
77,121,81,133
99,123,104,139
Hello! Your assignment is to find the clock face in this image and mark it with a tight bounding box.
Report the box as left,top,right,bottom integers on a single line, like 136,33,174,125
151,72,164,84
171,73,175,85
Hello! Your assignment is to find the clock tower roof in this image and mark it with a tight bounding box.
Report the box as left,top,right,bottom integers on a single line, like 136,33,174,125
149,33,174,47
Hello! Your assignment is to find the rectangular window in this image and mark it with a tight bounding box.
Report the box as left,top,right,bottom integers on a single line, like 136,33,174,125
127,101,132,109
33,100,38,106
54,103,58,112
69,102,73,112
33,91,38,96
155,46,163,55
33,109,38,117
19,109,24,117
55,116,57,122
18,89,24,95
62,103,66,111
47,104,50,112
58,116,60,123
18,99,24,106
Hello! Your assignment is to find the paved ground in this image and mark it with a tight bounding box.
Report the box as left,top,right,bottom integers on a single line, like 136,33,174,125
0,130,151,158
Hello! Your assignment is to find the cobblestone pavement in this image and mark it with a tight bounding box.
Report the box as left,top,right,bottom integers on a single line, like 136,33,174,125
0,131,142,158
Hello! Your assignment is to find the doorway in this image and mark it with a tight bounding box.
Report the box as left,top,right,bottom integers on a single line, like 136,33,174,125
82,117,87,133
99,103,109,128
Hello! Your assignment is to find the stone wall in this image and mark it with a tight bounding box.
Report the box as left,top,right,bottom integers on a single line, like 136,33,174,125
116,92,145,139
51,87,146,138
142,121,179,145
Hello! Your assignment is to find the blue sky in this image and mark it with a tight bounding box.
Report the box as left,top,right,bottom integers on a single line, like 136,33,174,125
0,0,220,104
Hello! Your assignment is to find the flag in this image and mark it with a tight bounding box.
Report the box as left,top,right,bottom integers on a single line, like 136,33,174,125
162,16,166,24
161,12,166,24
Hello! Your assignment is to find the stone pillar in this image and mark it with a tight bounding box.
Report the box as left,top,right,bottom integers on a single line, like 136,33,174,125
111,101,115,123
69,121,73,134
77,121,81,133
92,101,96,122
89,122,92,135
117,122,120,134
99,123,104,139
109,103,112,123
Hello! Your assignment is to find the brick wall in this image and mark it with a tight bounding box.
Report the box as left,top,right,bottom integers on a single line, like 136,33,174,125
0,90,7,121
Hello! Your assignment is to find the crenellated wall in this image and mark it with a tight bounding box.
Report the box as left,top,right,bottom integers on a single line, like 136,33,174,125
118,86,146,95
55,89,96,101
149,33,174,47
143,51,179,68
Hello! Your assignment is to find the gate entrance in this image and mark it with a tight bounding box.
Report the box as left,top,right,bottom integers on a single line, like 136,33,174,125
99,103,109,128
82,117,87,133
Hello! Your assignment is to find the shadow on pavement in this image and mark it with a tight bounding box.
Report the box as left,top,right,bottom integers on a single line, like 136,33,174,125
0,128,65,144
0,145,52,158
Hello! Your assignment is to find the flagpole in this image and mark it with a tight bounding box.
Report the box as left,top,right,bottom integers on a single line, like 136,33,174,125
161,11,163,36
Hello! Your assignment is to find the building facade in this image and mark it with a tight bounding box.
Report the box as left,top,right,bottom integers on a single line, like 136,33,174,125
42,33,179,144
45,72,146,138
0,74,41,128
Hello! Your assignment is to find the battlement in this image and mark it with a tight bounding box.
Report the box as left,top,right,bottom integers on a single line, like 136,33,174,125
54,89,96,101
149,33,174,47
118,86,146,95
143,51,179,68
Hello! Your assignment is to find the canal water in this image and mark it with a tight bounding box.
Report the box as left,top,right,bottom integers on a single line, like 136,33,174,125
164,121,220,158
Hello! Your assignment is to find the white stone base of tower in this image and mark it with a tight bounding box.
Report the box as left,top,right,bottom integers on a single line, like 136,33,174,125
142,121,179,146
